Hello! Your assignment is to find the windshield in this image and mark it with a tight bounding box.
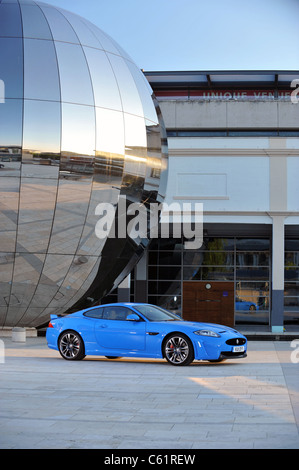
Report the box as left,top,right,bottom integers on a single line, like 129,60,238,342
134,305,183,322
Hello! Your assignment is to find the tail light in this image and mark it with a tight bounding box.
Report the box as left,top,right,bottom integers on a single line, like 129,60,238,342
48,322,54,328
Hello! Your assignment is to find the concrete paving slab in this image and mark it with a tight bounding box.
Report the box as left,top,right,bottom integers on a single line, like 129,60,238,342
0,337,298,449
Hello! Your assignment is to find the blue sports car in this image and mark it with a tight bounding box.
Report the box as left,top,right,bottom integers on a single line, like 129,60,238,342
46,303,247,366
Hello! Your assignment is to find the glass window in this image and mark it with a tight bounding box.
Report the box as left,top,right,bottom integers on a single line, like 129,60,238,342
285,252,299,266
285,268,299,281
236,252,269,266
147,296,181,314
83,47,122,111
284,297,299,309
149,238,183,251
236,238,270,251
148,281,181,295
84,307,103,319
102,306,131,320
148,251,181,266
285,240,299,251
20,3,52,40
183,266,234,281
285,283,299,296
0,38,23,98
184,251,234,266
149,266,181,281
236,267,269,280
39,5,79,43
24,39,60,101
202,238,235,251
54,42,94,106
0,3,22,37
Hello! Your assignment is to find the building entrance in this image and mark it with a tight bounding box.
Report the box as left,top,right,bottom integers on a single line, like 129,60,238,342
183,281,234,327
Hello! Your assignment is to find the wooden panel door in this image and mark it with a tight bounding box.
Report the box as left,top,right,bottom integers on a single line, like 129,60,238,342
183,281,235,327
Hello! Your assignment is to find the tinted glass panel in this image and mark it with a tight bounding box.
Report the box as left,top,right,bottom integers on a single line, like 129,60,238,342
201,238,235,251
103,306,131,320
236,252,269,266
184,251,234,266
236,238,270,251
84,307,103,318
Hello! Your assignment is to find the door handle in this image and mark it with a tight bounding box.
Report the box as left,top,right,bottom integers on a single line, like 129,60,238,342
100,324,108,328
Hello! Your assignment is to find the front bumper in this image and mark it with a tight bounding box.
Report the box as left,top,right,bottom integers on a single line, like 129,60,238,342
193,334,247,361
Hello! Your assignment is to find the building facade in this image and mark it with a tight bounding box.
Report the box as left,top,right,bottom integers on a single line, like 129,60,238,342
112,71,299,332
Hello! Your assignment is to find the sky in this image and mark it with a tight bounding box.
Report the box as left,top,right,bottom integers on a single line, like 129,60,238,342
42,0,299,72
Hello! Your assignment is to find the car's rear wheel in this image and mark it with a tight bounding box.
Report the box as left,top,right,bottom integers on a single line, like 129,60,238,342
164,333,194,366
58,330,85,361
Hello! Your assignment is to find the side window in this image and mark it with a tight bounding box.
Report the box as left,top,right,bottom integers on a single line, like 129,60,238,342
83,307,103,319
103,306,132,321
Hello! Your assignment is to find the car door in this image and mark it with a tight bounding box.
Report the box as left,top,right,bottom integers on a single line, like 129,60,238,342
95,306,146,351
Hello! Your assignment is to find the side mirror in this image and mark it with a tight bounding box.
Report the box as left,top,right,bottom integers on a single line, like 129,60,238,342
126,313,140,321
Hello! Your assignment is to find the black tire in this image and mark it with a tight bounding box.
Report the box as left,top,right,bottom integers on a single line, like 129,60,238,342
58,330,85,361
163,333,194,366
105,356,120,359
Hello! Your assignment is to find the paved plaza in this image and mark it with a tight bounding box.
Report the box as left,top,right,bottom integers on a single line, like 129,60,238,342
0,336,298,449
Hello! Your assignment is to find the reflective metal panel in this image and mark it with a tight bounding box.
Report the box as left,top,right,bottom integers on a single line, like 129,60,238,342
0,38,23,99
54,42,94,106
39,5,80,43
20,3,52,40
0,3,22,37
83,47,122,111
24,39,60,101
109,54,144,117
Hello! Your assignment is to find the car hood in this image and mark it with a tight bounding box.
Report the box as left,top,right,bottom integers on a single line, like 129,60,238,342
157,320,244,336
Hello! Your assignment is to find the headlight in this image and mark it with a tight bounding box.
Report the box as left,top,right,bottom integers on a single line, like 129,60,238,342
194,329,220,338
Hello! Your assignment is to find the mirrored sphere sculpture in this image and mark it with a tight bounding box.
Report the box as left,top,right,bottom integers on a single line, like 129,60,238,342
0,0,168,328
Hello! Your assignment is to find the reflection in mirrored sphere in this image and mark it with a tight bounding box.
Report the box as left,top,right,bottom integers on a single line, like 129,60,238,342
0,0,168,328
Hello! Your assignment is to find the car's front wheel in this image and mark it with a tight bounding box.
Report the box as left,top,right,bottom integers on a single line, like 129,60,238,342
163,334,194,366
58,330,85,361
